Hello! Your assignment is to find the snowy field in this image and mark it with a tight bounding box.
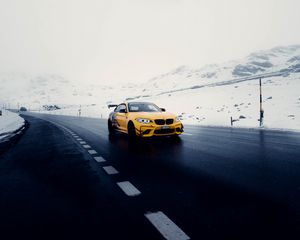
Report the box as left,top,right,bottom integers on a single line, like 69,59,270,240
147,73,300,130
0,110,25,140
34,72,300,131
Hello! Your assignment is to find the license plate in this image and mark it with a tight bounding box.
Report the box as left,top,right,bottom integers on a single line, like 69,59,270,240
161,126,170,129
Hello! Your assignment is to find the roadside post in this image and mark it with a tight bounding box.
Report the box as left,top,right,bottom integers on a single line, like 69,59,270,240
78,105,82,117
259,78,264,127
230,117,239,126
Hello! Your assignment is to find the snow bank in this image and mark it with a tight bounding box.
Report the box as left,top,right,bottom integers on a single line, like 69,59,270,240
0,110,25,140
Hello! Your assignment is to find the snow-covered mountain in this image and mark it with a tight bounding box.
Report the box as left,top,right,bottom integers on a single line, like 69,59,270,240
130,45,300,99
1,45,300,107
0,73,114,109
1,45,300,130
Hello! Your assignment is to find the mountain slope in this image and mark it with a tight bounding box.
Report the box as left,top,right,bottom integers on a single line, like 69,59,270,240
132,45,300,99
1,45,300,130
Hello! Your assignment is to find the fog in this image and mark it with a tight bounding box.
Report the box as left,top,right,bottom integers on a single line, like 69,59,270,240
1,0,300,85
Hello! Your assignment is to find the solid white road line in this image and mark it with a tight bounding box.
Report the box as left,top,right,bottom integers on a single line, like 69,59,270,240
94,156,106,162
88,150,98,155
145,211,190,240
103,166,119,175
83,144,91,149
117,181,141,197
184,133,193,136
80,141,87,144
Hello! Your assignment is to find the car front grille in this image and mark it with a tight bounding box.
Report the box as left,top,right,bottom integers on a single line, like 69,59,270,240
154,119,174,125
154,129,175,135
155,119,165,125
166,119,174,125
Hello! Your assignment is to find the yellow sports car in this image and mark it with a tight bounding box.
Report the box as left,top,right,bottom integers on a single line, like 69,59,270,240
108,102,183,138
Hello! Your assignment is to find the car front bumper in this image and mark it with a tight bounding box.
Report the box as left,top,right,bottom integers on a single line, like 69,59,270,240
136,122,184,137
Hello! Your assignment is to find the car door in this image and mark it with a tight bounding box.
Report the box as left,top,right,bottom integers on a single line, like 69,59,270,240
115,104,127,131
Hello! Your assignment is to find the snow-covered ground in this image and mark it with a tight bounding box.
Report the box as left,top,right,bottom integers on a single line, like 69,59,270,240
0,110,25,140
32,72,300,130
1,45,300,130
147,73,300,130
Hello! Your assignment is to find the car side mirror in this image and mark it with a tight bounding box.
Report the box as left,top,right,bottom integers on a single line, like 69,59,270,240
160,108,166,112
119,109,127,113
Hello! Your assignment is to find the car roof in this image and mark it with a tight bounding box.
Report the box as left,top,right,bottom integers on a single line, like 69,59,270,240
125,101,153,105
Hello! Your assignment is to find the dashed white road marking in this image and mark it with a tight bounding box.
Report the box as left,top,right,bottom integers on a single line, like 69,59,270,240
117,181,141,197
76,138,83,141
80,141,87,144
145,211,190,240
103,166,119,175
88,150,98,155
94,156,106,162
83,144,91,149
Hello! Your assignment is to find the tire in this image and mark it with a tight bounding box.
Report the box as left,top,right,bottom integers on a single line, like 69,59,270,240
108,119,115,134
127,122,137,139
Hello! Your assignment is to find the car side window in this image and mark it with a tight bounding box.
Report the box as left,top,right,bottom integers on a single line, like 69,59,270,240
115,104,126,113
119,105,126,113
114,105,121,112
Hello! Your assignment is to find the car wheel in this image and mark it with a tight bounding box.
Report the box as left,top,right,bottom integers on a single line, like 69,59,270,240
128,122,137,139
108,119,115,134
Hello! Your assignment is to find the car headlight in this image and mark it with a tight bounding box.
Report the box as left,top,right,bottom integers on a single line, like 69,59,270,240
175,116,181,122
136,118,152,124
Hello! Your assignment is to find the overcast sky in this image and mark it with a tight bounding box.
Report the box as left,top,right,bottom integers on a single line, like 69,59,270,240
1,0,300,85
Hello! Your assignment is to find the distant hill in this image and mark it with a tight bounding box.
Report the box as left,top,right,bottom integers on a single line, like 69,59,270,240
1,45,300,130
131,45,300,99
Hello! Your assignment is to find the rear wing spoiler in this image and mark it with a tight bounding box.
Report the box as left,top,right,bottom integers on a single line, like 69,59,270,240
107,104,118,109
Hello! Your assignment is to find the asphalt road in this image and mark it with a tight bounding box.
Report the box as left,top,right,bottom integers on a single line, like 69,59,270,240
1,112,300,239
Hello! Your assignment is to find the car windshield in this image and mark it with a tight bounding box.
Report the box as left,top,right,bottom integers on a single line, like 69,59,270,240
128,103,161,112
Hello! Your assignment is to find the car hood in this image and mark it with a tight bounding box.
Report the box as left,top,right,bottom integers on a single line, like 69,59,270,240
129,112,177,120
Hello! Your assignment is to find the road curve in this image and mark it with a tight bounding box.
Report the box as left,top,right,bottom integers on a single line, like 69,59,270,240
0,112,300,239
